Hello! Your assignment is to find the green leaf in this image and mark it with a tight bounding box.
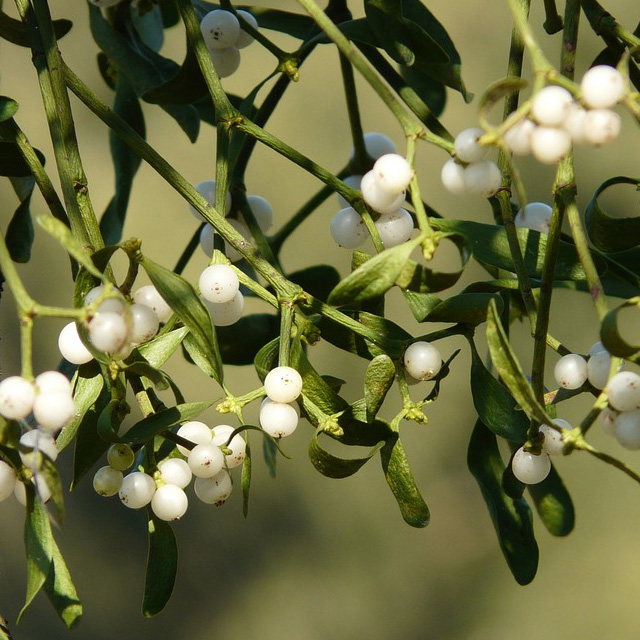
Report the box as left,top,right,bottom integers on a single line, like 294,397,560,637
143,516,177,617
36,214,104,280
469,339,529,442
0,141,45,177
131,1,164,51
585,176,640,253
40,456,64,524
467,420,538,585
365,355,395,422
123,361,172,392
254,337,279,381
100,73,145,245
263,437,277,478
309,428,384,478
397,65,446,117
141,255,223,384
97,398,128,443
44,538,82,629
486,299,553,426
71,387,111,489
527,465,574,537
19,489,53,622
0,96,18,121
380,432,430,527
217,314,279,365
479,77,529,125
405,291,502,324
182,333,220,380
328,236,422,305
248,6,315,39
288,265,341,301
601,296,640,358
0,10,71,47
365,0,415,65
6,183,34,263
125,401,213,444
136,326,189,369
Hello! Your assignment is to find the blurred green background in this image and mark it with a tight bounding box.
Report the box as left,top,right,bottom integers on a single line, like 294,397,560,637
1,0,640,638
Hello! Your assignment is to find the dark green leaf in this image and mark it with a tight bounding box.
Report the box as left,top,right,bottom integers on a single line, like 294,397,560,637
365,354,395,422
398,65,446,117
309,428,384,478
328,236,422,305
469,339,529,442
40,456,64,524
248,6,315,39
254,337,279,381
0,141,45,177
527,464,574,537
467,420,538,585
0,10,71,47
131,1,164,51
97,399,127,443
6,184,34,263
100,73,145,245
217,314,279,365
0,96,18,121
288,265,341,301
600,297,640,358
486,299,553,426
125,401,213,444
182,333,220,380
141,255,223,384
380,432,429,527
44,538,82,629
479,77,529,125
19,489,53,622
262,437,277,478
143,516,177,617
159,0,180,28
123,361,171,391
365,0,415,65
585,176,640,253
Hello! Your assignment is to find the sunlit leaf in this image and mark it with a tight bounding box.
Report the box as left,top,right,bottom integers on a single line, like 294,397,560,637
44,538,82,629
527,465,574,537
364,354,395,422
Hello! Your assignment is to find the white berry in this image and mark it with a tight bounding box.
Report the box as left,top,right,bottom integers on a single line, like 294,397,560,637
176,421,212,457
245,195,274,232
514,202,552,233
235,9,258,49
404,341,442,381
351,132,397,160
0,376,35,420
189,179,232,219
58,322,93,365
531,86,574,126
151,484,188,521
360,171,405,214
563,103,588,144
20,430,59,470
206,291,244,326
463,160,502,197
614,409,640,449
503,118,535,156
0,460,17,502
33,390,76,431
554,354,588,389
530,126,572,164
93,465,123,497
599,407,618,437
199,264,240,304
194,469,233,505
200,10,241,50
583,109,621,146
199,223,215,257
587,350,616,390
260,400,299,438
211,425,246,468
119,471,156,509
264,366,303,403
133,285,173,324
158,458,192,488
441,159,468,195
35,371,71,396
540,419,570,455
336,175,363,209
606,371,640,412
129,304,160,344
511,447,551,484
330,207,368,249
187,443,225,478
454,127,488,163
374,208,414,247
88,312,129,354
208,46,241,79
581,65,625,109
15,475,51,505
372,154,413,194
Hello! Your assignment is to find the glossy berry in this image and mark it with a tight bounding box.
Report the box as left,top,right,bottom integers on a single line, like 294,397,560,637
129,304,160,344
151,484,189,521
360,171,405,214
35,371,71,396
200,10,241,50
88,312,129,354
119,471,156,509
583,109,621,146
374,209,414,247
587,350,615,390
208,47,241,79
194,469,233,505
189,180,232,219
260,400,299,438
133,285,173,324
245,195,274,232
199,264,240,304
211,425,246,468
158,458,192,488
511,447,551,484
223,219,251,262
187,443,225,478
264,366,303,403
606,371,640,412
531,86,573,126
20,430,58,470
614,410,640,449
599,407,618,437
404,341,442,381
58,322,93,365
15,475,51,505
454,127,488,163
563,104,588,144
372,154,413,194
540,419,570,455
589,341,607,357
0,376,35,420
206,291,244,326
199,223,215,257
554,354,588,389
503,119,535,156
107,443,135,471
462,160,502,196
330,207,368,249
176,421,212,457
0,460,17,502
530,126,572,164
581,65,625,109
336,175,363,208
33,390,75,431
235,9,258,49
514,202,552,233
93,466,123,497
441,159,468,195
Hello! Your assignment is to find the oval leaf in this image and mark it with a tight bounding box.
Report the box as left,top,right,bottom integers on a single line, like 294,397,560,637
365,354,396,422
309,428,384,478
527,464,575,537
143,516,177,617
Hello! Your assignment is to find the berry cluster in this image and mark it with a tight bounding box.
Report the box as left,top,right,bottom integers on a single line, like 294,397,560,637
199,9,259,79
259,366,303,438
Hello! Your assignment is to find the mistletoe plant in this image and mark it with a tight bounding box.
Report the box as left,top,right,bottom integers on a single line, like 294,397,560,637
0,0,639,632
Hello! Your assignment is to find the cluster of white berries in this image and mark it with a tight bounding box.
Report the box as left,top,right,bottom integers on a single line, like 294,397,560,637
58,284,170,365
0,370,74,504
260,366,303,438
200,9,258,79
403,341,443,382
198,263,244,326
331,134,415,250
93,424,246,520
504,66,626,163
441,128,502,197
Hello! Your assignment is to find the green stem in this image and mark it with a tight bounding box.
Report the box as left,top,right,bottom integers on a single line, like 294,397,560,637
173,224,203,276
505,0,555,74
278,302,295,366
581,0,640,48
339,51,367,170
579,440,640,485
406,137,434,243
19,316,33,380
